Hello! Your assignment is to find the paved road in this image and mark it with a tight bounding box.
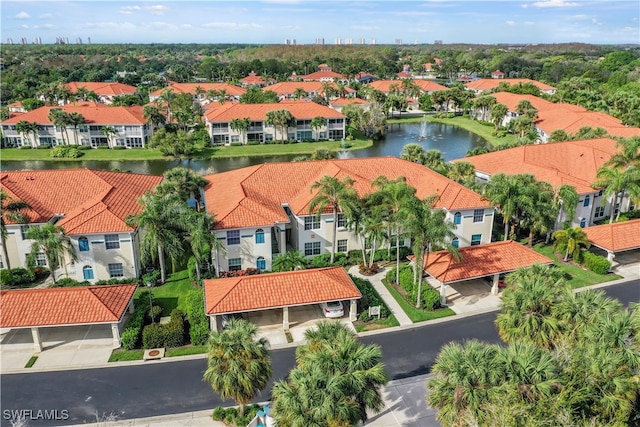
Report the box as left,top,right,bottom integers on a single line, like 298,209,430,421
1,280,637,426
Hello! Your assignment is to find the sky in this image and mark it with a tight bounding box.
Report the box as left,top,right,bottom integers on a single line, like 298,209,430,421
1,0,638,45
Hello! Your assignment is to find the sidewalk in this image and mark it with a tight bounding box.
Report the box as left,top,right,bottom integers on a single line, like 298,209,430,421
348,265,413,326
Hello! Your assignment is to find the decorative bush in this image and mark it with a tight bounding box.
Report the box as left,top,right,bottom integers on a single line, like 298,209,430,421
229,142,242,146
50,146,83,158
310,252,348,268
350,274,390,320
187,256,198,285
51,277,90,287
219,268,261,278
0,267,41,288
247,140,260,145
112,146,127,150
121,292,148,350
142,323,164,349
142,308,185,349
387,264,415,293
95,277,139,285
409,285,441,311
582,251,612,274
359,263,379,275
185,290,209,345
148,305,163,323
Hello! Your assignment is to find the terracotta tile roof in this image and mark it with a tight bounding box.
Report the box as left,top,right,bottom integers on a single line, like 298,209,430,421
204,100,346,123
465,78,556,92
0,169,162,234
412,240,553,284
265,81,355,97
64,82,137,96
458,138,619,194
204,267,361,315
203,157,490,230
149,83,246,98
0,284,137,328
302,71,345,81
330,97,369,106
367,80,447,93
1,103,146,125
583,219,640,252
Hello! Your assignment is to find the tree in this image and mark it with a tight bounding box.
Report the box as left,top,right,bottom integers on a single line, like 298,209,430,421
26,224,77,285
520,180,555,247
156,167,209,211
158,88,177,123
203,318,272,417
308,175,357,264
446,161,476,187
265,109,294,141
186,209,221,281
552,184,580,230
292,87,307,100
143,104,167,129
67,112,86,146
483,173,537,240
424,149,447,174
125,192,193,283
48,109,70,146
592,166,628,224
0,191,31,271
147,128,203,157
400,143,427,165
552,226,590,262
16,120,39,147
489,102,508,133
229,117,251,144
100,126,117,148
272,250,307,272
310,116,325,141
473,95,496,121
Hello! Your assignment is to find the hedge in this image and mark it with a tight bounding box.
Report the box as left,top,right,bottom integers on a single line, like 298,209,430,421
185,290,209,345
582,251,612,274
349,275,390,320
387,264,441,310
121,290,149,350
311,252,349,268
142,309,185,349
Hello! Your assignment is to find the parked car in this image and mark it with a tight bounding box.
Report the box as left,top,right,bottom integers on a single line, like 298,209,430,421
320,301,344,318
221,312,245,329
483,275,506,288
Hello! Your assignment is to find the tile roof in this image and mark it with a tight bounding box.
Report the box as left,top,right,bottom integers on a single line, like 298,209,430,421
265,81,355,97
457,138,619,194
0,284,137,328
64,82,137,96
204,100,346,122
583,219,640,252
330,97,369,106
1,103,146,125
149,83,246,98
203,157,490,230
413,240,553,284
1,169,162,234
367,80,447,93
465,78,556,92
302,71,346,81
204,267,361,315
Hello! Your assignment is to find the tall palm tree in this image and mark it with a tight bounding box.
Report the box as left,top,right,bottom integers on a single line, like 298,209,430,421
0,191,31,271
446,161,476,187
143,104,167,130
125,192,193,283
552,184,580,230
521,181,555,247
67,112,86,146
308,175,357,264
229,117,251,144
552,226,590,262
490,102,508,133
100,126,117,148
48,108,70,146
156,167,209,211
400,143,427,165
158,88,177,123
203,318,272,417
310,116,325,141
186,209,222,281
484,173,537,240
292,87,306,100
26,224,77,285
424,149,447,174
16,120,39,147
472,95,496,121
594,166,638,223
265,109,293,142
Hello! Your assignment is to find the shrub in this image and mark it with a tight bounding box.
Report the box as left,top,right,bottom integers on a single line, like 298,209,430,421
359,263,379,275
247,140,260,145
387,264,415,293
212,407,226,421
120,328,139,351
96,146,110,150
219,268,261,278
51,277,90,287
50,146,83,158
408,285,441,311
148,305,163,323
310,252,348,268
0,270,13,287
582,251,612,274
96,277,138,285
78,145,92,150
187,256,198,285
142,323,164,349
350,274,390,319
185,291,209,345
121,291,148,350
142,309,185,349
112,146,127,150
230,142,242,146
37,145,52,149
1,267,38,288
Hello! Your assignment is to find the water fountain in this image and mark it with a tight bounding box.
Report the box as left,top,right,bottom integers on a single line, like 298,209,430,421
337,138,350,159
418,116,428,139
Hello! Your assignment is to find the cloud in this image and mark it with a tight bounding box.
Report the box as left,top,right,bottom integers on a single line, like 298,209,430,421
21,24,29,29
530,0,579,8
16,11,31,19
120,6,141,15
506,20,516,26
146,21,177,31
38,13,54,19
201,22,263,31
33,24,57,30
147,5,168,16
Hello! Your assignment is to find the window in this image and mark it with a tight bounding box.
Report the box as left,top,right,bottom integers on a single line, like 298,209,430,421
78,237,89,252
20,225,30,240
227,230,240,245
108,263,124,278
125,137,144,148
595,206,605,218
579,218,586,228
304,241,321,256
454,212,461,225
473,209,484,223
105,234,120,250
304,216,321,230
583,196,590,207
83,266,94,280
337,239,348,252
337,213,346,228
0,255,3,269
228,258,242,271
34,253,47,266
255,229,265,244
614,203,620,215
452,237,459,248
256,257,266,270
471,234,482,246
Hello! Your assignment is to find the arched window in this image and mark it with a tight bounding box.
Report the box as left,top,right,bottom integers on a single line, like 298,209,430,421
453,212,461,225
78,236,89,252
255,229,265,244
256,256,266,270
452,237,459,248
579,218,586,228
82,265,94,280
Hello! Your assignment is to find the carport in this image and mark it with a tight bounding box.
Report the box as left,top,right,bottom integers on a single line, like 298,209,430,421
204,267,361,331
583,219,640,262
413,240,554,305
0,284,137,352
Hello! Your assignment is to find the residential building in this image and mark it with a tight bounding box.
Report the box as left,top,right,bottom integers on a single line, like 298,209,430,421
455,138,634,228
148,82,246,105
465,78,556,95
490,70,505,79
1,102,152,148
329,97,370,114
301,64,348,84
265,81,355,101
0,169,163,282
203,100,347,145
366,79,448,95
203,157,492,273
239,72,274,88
63,82,138,104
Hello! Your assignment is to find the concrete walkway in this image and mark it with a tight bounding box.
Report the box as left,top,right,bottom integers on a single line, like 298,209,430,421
348,265,413,326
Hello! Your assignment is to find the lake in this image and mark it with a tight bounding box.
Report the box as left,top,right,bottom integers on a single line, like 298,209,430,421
1,122,486,175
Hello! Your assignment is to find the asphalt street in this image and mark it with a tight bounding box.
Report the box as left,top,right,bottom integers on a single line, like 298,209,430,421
1,280,637,426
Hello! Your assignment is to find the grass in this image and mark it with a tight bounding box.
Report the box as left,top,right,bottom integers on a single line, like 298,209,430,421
137,270,197,315
108,349,144,362
24,356,38,368
165,345,208,357
354,314,400,332
424,115,517,148
0,139,373,162
382,279,456,323
533,244,622,289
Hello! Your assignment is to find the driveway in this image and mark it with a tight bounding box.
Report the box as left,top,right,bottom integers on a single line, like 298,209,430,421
0,324,114,372
425,277,502,314
611,249,640,279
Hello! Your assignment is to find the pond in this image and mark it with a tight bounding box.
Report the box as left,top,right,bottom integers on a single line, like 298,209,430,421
1,121,486,175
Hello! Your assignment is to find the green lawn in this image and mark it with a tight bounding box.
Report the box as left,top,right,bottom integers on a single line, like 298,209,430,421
136,270,198,315
165,345,208,357
424,115,517,148
354,314,400,332
533,244,621,289
108,349,144,362
0,139,373,162
24,356,38,368
382,279,456,323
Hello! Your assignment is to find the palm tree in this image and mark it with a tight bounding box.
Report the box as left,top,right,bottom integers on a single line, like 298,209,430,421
272,250,307,272
472,95,496,121
424,149,447,174
48,109,70,145
400,143,427,165
26,224,77,285
143,104,167,130
16,120,39,147
292,87,307,100
125,192,193,283
593,166,630,223
552,226,590,262
483,173,537,241
100,126,117,148
203,318,272,417
308,175,357,264
521,181,555,247
490,102,508,133
265,109,294,142
186,210,222,281
156,167,208,211
552,184,579,230
229,117,251,144
446,161,476,186
515,99,538,119
310,116,325,141
1,191,31,271
158,88,177,123
67,112,86,146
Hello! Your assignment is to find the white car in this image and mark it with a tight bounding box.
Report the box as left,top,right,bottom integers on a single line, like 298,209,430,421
320,301,344,318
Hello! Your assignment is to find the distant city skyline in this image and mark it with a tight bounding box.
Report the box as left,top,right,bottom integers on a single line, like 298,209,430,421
1,1,638,45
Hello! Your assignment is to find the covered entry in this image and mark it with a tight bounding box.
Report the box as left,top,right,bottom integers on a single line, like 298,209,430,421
204,267,361,331
583,219,640,262
0,284,137,352
414,240,554,305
